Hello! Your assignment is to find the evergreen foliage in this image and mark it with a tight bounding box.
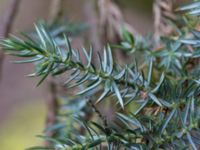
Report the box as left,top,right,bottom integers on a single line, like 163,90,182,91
1,1,200,150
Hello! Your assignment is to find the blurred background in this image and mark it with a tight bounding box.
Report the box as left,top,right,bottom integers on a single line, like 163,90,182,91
0,0,188,149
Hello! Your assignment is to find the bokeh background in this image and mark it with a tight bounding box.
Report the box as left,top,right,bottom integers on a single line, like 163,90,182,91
0,0,187,149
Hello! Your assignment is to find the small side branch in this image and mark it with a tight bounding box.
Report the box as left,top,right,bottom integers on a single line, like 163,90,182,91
88,99,108,129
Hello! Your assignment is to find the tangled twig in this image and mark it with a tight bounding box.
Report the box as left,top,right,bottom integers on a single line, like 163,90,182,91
153,0,176,42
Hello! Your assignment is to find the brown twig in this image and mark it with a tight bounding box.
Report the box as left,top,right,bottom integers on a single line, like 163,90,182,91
97,0,137,65
153,0,176,43
88,99,112,136
48,0,63,25
83,0,101,65
88,99,108,128
0,0,21,80
98,0,137,45
44,0,63,146
45,78,58,143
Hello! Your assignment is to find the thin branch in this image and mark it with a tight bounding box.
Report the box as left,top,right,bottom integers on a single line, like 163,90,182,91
48,0,63,25
98,0,137,45
88,99,108,129
83,0,101,62
45,78,58,141
97,0,137,65
45,0,63,146
153,0,176,43
0,0,21,80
